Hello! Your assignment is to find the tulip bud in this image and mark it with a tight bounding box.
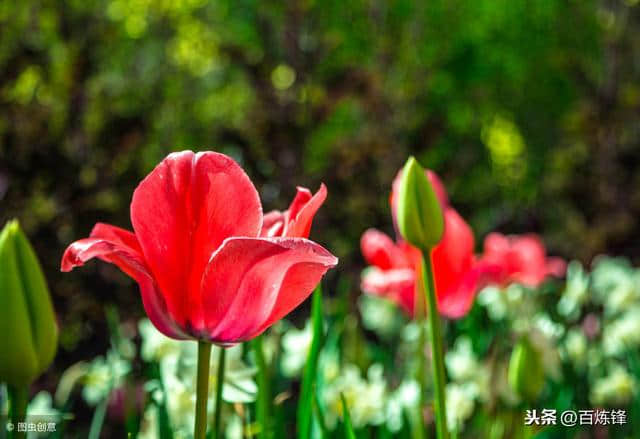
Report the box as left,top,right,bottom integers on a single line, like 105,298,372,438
0,220,58,388
508,336,544,401
396,157,444,251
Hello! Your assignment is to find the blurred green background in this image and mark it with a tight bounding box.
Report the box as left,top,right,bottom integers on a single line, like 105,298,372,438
1,0,640,428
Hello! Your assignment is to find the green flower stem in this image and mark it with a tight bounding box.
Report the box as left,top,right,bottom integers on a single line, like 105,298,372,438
252,335,270,439
420,251,449,439
8,386,28,439
414,275,427,439
213,347,227,439
194,341,212,439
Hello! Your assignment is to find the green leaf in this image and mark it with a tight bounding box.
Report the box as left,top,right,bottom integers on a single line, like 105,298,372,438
252,334,270,439
340,394,357,439
297,286,325,439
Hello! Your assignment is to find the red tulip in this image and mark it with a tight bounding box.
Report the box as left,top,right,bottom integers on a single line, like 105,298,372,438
361,170,498,318
62,151,338,344
479,232,566,287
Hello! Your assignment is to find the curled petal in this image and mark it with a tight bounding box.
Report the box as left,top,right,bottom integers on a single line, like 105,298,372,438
60,229,188,339
284,184,327,238
201,237,337,344
360,229,410,269
130,151,263,332
287,187,313,220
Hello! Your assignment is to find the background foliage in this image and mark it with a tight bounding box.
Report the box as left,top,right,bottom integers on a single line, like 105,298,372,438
1,0,640,436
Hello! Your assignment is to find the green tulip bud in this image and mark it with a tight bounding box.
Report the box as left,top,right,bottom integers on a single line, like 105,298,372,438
508,336,544,401
396,157,444,250
0,220,58,388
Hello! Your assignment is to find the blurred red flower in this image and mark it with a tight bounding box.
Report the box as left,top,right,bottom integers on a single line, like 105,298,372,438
62,151,337,344
361,170,498,318
479,233,566,288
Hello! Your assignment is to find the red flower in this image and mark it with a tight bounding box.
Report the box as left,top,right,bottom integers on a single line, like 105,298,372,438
62,151,337,344
361,171,498,318
479,233,566,287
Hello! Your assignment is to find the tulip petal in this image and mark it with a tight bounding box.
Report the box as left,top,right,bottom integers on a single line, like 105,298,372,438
360,229,410,270
361,267,415,315
431,209,475,296
284,184,327,238
436,261,501,318
201,237,337,343
130,151,263,331
261,211,285,237
60,228,189,340
481,232,566,287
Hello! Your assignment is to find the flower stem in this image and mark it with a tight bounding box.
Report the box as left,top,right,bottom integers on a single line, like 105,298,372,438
8,386,28,439
420,251,449,439
213,347,227,439
194,341,212,439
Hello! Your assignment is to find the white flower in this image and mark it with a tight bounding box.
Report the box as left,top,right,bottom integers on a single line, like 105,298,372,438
477,286,508,320
358,294,403,337
446,383,477,432
602,306,640,356
138,320,257,437
280,320,313,377
591,257,639,315
563,329,587,366
323,363,387,429
82,351,130,406
225,414,244,439
138,405,159,439
557,261,590,320
446,337,478,382
139,318,182,364
385,380,420,432
591,365,637,405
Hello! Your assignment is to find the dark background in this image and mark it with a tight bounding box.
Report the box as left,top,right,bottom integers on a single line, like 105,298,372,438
1,0,639,416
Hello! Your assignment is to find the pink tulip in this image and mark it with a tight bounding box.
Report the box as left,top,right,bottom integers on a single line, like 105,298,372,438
480,232,566,287
62,151,337,345
361,171,498,318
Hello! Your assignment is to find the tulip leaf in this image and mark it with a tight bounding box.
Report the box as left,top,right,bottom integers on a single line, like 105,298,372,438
252,334,271,439
340,394,357,439
297,286,325,439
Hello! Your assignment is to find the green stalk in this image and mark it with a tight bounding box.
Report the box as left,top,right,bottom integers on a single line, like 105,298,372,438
252,335,270,439
88,398,108,439
420,251,449,439
213,347,227,439
414,274,426,439
8,386,28,439
194,341,212,439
